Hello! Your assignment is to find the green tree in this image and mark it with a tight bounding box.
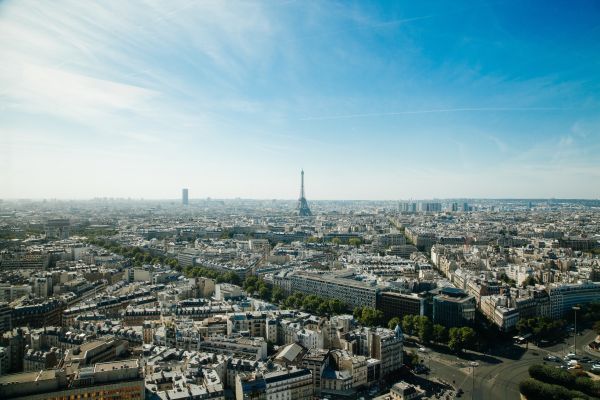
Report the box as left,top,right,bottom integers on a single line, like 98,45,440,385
433,324,448,343
522,275,537,288
459,327,476,349
448,326,477,352
415,316,433,343
402,315,416,336
388,317,402,330
355,307,384,327
332,238,342,246
328,299,345,314
258,286,270,300
348,238,362,248
317,302,330,315
271,287,285,303
448,327,462,352
302,295,321,313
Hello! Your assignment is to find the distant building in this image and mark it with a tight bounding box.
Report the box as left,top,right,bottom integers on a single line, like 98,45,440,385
182,188,189,205
45,219,70,239
548,282,600,319
390,381,425,399
399,202,417,213
284,271,378,310
378,292,424,322
417,202,442,213
0,303,11,335
235,367,313,400
0,359,145,400
432,288,476,328
297,170,312,217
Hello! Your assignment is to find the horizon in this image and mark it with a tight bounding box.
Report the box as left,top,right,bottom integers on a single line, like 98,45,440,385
2,1,600,199
2,196,599,202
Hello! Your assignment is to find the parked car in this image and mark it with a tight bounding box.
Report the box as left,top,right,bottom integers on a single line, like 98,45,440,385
565,353,579,360
418,347,428,353
544,355,559,362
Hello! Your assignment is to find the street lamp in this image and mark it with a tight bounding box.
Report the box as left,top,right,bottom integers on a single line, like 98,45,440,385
573,306,580,355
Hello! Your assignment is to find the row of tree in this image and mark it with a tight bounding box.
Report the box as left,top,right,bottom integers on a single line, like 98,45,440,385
390,315,476,352
88,238,180,268
577,301,600,323
520,364,599,400
286,292,346,315
183,265,242,285
516,317,566,343
353,306,385,327
242,276,272,301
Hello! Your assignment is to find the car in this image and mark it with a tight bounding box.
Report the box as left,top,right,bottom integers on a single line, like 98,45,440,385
565,353,580,360
469,361,479,367
591,364,600,371
418,347,428,353
580,357,592,363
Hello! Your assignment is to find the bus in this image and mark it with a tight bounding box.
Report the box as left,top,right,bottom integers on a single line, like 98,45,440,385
513,333,532,344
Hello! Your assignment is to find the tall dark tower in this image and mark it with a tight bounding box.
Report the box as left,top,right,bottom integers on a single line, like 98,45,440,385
297,169,312,216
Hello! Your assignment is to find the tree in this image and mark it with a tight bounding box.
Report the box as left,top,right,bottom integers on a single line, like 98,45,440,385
522,275,537,288
355,307,384,327
448,327,461,352
415,316,433,343
448,326,476,353
271,287,285,303
302,295,321,313
517,317,566,343
328,299,345,314
388,317,402,330
402,315,416,336
332,238,342,246
433,324,448,343
459,327,476,349
317,302,329,315
348,238,362,248
403,351,420,367
258,285,270,300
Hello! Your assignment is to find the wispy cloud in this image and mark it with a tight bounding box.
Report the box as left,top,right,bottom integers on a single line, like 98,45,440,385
300,107,563,121
1,0,599,199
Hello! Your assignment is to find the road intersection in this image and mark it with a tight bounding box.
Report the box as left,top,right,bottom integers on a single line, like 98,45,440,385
405,329,600,399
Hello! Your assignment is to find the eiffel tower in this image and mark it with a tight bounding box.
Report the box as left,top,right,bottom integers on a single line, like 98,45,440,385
297,169,312,216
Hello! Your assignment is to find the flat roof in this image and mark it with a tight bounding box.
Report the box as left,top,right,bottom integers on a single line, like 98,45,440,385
94,359,139,372
0,369,56,385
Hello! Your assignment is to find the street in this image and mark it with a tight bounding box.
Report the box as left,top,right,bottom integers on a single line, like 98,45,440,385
405,329,600,400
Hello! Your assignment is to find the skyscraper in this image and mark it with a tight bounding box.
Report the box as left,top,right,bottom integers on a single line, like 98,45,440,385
182,188,189,205
297,169,312,216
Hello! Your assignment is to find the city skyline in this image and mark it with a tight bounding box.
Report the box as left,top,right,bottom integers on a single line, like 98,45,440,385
2,1,600,200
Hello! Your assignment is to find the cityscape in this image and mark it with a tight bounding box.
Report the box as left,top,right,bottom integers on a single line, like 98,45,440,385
2,2,600,400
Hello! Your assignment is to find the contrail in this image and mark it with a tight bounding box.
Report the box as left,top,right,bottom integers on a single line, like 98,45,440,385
300,107,562,121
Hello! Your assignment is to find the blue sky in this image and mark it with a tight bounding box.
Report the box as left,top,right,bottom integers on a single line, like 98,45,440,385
1,0,599,199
